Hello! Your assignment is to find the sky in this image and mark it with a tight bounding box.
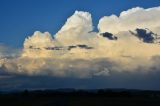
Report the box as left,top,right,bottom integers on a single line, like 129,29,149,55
0,0,160,47
0,0,160,91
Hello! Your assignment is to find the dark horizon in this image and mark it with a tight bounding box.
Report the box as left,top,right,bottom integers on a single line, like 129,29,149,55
1,88,160,106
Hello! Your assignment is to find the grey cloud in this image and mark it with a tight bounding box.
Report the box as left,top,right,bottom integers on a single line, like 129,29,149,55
130,28,160,43
100,32,118,40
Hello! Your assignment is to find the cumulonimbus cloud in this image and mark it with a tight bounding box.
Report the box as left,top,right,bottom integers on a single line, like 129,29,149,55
0,6,160,77
98,6,160,34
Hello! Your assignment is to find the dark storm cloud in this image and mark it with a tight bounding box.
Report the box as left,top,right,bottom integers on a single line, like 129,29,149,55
130,28,159,43
100,32,118,40
1,70,160,91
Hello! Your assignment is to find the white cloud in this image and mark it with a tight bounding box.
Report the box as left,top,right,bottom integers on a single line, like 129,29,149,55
22,31,57,58
98,6,160,34
55,11,96,46
24,31,55,49
1,7,160,78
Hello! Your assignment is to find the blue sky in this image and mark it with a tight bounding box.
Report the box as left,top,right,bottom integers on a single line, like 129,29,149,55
0,0,160,47
1,1,160,91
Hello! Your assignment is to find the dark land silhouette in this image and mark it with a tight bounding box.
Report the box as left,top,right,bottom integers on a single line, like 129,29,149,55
0,88,160,106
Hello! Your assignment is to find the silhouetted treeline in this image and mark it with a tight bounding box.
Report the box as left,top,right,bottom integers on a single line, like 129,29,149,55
0,89,160,106
10,89,160,98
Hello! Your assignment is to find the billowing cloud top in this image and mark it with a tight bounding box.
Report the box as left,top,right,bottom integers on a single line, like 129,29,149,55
0,7,160,78
98,7,160,34
55,11,95,46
